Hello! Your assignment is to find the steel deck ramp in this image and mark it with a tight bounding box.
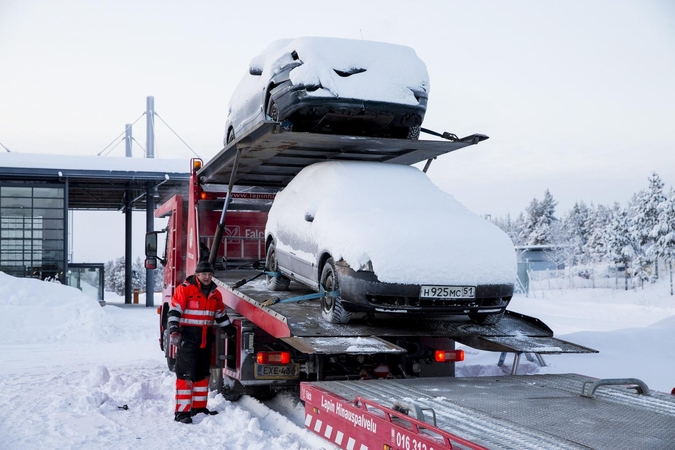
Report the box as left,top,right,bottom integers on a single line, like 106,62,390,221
198,121,488,187
310,374,675,449
215,269,595,354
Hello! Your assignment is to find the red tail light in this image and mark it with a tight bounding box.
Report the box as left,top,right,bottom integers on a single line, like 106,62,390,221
257,351,291,364
435,349,464,362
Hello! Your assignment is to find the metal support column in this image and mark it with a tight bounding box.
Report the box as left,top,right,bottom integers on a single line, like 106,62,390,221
124,124,133,304
145,97,156,306
145,183,155,306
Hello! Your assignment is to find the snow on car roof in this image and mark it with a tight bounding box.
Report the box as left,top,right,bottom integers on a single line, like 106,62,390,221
266,161,516,286
228,37,430,114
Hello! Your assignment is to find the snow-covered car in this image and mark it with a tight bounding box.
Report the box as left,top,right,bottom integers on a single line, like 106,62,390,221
264,161,517,324
224,37,429,144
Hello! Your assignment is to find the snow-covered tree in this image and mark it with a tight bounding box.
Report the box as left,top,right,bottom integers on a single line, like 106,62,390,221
522,189,558,246
562,201,590,264
104,257,126,295
605,205,637,290
654,188,675,294
631,172,666,279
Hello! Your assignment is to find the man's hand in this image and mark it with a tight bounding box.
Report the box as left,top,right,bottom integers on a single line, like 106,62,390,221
170,332,181,346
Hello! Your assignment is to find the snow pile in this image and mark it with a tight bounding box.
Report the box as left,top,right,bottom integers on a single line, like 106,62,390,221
0,272,331,450
1,272,118,344
267,161,516,285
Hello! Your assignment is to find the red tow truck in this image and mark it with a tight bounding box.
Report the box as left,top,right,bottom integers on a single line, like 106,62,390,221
146,121,675,449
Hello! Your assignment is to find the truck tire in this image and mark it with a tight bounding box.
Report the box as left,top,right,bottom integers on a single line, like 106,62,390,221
266,243,291,291
209,368,223,392
469,311,504,325
163,328,176,372
320,258,352,324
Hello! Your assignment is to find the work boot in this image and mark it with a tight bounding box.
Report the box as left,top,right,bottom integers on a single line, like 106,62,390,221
191,407,218,416
174,411,193,424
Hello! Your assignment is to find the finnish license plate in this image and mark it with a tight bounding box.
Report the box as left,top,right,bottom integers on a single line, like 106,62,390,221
254,363,300,380
420,285,476,299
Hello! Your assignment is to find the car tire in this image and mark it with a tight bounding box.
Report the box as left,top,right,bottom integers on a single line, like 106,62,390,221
320,258,352,324
267,100,292,131
469,311,504,325
407,125,421,140
265,243,291,291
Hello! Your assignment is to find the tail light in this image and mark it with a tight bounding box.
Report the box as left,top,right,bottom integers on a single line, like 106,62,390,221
257,351,291,364
434,349,464,362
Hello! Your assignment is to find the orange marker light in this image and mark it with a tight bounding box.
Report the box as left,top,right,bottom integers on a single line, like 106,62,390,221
435,349,465,362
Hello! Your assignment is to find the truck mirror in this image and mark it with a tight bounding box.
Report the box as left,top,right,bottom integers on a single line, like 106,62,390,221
145,257,157,270
145,232,158,257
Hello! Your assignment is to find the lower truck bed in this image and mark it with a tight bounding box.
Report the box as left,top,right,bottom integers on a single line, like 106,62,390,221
301,374,675,450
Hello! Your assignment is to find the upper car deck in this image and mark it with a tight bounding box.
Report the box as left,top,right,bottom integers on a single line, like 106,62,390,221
213,269,596,355
197,121,488,188
309,374,675,450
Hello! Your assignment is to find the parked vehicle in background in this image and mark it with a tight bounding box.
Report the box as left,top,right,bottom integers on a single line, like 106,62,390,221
224,37,430,144
265,161,516,324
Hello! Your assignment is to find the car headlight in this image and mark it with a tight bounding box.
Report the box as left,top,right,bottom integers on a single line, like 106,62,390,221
358,261,374,272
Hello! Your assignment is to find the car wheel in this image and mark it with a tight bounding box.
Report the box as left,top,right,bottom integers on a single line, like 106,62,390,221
265,243,290,291
407,125,421,140
320,258,352,324
469,311,504,325
267,100,292,131
268,100,280,122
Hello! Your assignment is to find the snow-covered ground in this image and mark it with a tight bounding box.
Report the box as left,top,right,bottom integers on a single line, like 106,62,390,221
2,271,674,449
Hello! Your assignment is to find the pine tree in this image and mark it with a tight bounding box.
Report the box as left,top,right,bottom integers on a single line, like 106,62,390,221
631,172,666,280
523,189,558,245
606,205,638,290
654,188,675,294
563,201,590,265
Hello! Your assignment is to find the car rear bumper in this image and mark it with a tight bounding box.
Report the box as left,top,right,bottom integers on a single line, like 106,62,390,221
270,83,427,133
334,261,513,315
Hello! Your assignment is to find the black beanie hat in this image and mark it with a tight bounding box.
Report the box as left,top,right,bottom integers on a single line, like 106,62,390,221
195,261,215,274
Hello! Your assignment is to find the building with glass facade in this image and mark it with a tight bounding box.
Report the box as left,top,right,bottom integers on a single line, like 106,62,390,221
0,183,66,280
0,153,189,295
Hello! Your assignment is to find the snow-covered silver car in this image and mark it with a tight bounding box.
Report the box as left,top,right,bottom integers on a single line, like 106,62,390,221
264,161,516,324
224,37,429,144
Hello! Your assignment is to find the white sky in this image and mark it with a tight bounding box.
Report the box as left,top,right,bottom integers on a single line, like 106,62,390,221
1,272,674,447
1,0,675,261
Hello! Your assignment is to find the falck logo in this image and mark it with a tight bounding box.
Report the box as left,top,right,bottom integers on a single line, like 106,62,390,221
224,226,240,238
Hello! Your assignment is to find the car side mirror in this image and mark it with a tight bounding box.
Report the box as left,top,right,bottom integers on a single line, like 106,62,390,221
304,212,314,222
249,56,264,76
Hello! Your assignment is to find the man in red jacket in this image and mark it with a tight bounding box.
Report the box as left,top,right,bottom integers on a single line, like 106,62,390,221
168,261,233,424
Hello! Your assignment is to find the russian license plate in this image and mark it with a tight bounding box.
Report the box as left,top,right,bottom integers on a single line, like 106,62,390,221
254,363,300,380
420,285,476,299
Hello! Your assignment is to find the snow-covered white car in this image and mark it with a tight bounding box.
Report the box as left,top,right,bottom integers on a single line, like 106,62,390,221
224,37,429,144
264,161,517,324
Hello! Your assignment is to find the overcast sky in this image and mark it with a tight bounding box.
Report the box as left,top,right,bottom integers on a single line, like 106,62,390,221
1,0,674,261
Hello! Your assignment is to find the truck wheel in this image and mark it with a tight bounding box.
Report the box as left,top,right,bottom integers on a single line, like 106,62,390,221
209,368,223,392
320,258,352,324
266,243,291,291
469,311,504,325
163,328,176,372
407,125,421,140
